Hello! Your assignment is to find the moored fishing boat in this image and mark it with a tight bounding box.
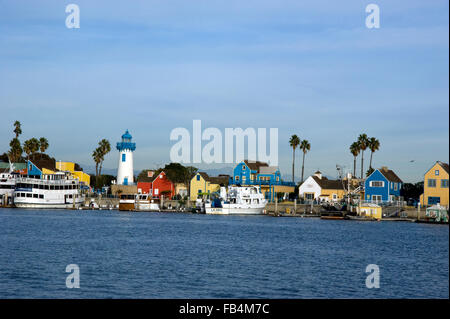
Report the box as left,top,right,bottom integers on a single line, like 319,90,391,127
205,186,267,215
119,193,160,211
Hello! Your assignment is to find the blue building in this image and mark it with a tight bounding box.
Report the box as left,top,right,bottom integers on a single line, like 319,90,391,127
26,160,42,178
230,160,295,202
364,166,403,202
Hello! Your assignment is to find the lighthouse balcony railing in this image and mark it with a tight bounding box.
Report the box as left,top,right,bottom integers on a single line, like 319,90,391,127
116,142,136,151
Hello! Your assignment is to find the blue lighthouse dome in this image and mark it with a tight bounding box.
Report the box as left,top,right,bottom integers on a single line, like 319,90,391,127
122,130,132,140
116,130,136,151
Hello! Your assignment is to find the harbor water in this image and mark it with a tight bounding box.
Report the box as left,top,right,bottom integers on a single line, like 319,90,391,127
0,208,448,298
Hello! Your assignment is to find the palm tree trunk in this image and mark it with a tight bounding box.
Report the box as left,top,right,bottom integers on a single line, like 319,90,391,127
360,151,364,179
369,151,373,169
99,162,103,176
301,152,306,183
292,149,295,183
353,156,357,178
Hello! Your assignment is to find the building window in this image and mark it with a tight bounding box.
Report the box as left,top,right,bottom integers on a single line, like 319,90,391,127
235,176,239,181
370,181,384,187
198,189,201,193
197,175,200,181
435,170,439,176
428,179,436,187
372,195,382,202
242,165,246,170
394,183,398,191
441,179,449,188
122,154,126,162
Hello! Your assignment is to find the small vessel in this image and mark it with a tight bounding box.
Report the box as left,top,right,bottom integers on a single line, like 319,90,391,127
205,186,267,215
0,161,19,206
119,193,160,211
13,172,84,209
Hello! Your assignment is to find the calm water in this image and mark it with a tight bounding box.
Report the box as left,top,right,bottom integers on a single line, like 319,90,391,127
0,208,448,299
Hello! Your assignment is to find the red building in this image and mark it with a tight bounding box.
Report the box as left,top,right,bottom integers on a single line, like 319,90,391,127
151,171,175,199
137,182,152,194
137,170,155,194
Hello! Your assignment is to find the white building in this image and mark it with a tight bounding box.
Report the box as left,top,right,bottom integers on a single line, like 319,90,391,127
116,130,136,185
298,171,346,202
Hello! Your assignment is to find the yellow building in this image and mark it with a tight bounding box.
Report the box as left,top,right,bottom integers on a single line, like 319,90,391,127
56,161,90,186
420,161,449,207
358,203,382,220
42,168,55,175
56,161,75,172
190,172,229,200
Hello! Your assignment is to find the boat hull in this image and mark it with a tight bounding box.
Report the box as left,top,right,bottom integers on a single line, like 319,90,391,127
134,203,160,211
14,202,83,209
119,202,134,211
205,206,265,215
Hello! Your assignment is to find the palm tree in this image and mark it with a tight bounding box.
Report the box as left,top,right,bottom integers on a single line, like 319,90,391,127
289,135,300,183
8,138,22,162
350,142,360,178
29,138,40,157
13,121,22,138
92,148,102,177
98,139,111,176
299,139,311,184
23,139,33,161
357,134,369,179
368,137,380,170
39,137,49,158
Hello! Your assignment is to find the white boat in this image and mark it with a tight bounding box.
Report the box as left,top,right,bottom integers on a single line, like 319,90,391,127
119,193,160,211
205,186,267,215
135,194,160,211
0,162,19,206
13,172,84,209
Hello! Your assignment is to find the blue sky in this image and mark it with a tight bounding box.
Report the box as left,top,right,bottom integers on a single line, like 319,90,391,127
0,0,448,182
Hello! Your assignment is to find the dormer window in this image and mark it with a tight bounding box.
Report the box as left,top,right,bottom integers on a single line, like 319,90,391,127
435,170,439,176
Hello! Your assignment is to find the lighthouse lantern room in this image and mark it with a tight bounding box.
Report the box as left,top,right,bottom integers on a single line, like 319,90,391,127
116,130,136,185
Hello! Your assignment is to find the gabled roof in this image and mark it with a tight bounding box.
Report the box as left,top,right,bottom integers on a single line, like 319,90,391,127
29,159,56,172
137,170,156,183
209,176,229,185
197,172,210,181
196,172,229,185
378,168,403,183
259,166,279,175
437,161,449,174
151,171,174,184
311,176,346,190
243,160,268,172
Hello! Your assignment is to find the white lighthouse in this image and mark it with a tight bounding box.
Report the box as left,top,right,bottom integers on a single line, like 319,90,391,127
116,130,136,185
